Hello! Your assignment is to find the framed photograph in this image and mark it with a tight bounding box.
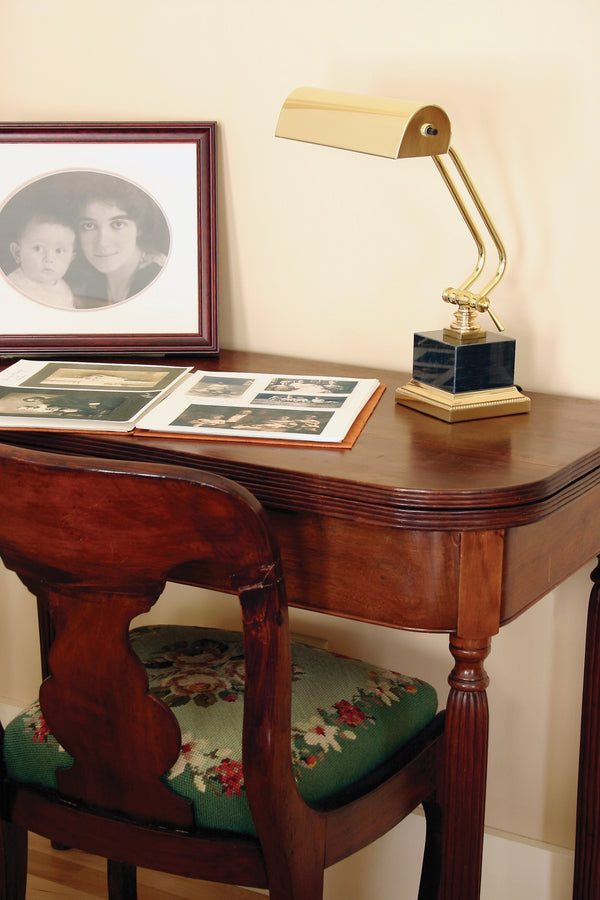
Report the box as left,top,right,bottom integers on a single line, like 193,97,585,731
0,123,218,356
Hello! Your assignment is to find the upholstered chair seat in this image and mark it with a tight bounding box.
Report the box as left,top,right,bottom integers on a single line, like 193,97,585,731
5,624,438,838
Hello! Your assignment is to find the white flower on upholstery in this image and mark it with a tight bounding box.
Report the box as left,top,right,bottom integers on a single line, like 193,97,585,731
298,716,350,753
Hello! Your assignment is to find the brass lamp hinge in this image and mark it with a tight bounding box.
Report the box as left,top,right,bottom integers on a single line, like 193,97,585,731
442,287,505,345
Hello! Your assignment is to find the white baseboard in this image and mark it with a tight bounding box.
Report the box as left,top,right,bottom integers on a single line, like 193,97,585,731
322,814,574,899
481,825,573,900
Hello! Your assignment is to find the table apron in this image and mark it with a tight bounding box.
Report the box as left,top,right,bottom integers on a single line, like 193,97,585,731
501,482,600,625
269,508,461,632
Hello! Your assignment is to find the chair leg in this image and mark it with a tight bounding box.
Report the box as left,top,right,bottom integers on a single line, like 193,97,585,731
267,866,325,900
418,795,442,900
259,823,326,900
107,859,137,900
0,820,27,900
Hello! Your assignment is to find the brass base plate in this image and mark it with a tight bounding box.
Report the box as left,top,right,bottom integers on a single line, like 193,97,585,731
395,380,531,423
441,327,486,345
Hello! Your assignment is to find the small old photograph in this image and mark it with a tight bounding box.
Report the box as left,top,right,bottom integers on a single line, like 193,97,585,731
188,375,255,398
171,403,334,435
265,376,358,395
253,392,346,409
20,361,185,392
0,387,154,421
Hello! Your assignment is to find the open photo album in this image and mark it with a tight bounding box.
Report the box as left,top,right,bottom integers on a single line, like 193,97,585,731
0,360,382,445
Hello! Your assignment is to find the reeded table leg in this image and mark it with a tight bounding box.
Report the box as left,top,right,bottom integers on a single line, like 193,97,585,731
574,558,600,899
440,635,491,900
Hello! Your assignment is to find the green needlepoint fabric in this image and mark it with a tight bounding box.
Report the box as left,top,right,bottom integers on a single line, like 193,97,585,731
3,625,437,837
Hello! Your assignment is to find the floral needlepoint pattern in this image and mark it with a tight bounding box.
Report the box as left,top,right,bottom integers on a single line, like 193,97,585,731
143,635,247,709
168,732,198,780
131,626,437,811
3,624,437,837
22,702,65,751
334,700,367,726
214,759,244,796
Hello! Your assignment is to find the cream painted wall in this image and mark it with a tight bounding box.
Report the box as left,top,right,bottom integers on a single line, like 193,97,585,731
0,0,598,884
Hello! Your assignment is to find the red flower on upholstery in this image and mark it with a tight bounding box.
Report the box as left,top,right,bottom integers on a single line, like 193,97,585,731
334,700,366,727
215,758,244,796
33,715,51,743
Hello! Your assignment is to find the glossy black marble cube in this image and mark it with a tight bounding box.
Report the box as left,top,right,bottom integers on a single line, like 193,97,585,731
412,330,516,394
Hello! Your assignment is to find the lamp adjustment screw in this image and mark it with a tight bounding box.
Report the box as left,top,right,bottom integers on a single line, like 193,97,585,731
443,288,505,334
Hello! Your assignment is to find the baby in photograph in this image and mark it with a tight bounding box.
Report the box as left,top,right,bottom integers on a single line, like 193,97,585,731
8,212,76,308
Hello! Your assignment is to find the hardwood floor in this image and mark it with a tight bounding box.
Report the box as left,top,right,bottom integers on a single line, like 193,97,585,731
26,832,265,899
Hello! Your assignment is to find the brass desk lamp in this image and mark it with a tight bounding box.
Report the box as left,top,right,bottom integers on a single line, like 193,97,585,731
275,86,530,422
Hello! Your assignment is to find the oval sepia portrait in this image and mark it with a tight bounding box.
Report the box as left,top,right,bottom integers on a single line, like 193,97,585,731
0,170,171,310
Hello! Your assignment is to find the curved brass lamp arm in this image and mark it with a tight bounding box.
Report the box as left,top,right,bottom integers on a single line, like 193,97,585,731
431,154,486,292
446,146,507,299
432,146,507,337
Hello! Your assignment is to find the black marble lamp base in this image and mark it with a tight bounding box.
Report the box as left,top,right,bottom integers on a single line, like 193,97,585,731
395,330,530,422
411,330,516,393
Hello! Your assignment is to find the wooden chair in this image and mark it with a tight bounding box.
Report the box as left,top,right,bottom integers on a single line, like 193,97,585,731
0,442,445,899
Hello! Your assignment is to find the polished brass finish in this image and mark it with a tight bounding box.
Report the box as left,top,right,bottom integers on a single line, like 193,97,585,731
276,87,506,341
395,380,530,423
441,289,504,344
275,87,451,159
434,146,507,341
276,86,526,423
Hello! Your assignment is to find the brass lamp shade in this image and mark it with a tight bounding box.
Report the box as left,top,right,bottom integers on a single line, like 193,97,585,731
275,86,451,159
275,86,530,423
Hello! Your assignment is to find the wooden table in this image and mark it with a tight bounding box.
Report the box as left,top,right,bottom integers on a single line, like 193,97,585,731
3,348,600,899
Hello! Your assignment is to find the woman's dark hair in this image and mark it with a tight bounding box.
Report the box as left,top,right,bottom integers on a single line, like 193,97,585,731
70,171,170,254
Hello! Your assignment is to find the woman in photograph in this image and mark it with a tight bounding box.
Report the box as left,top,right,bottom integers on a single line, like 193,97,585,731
67,172,170,308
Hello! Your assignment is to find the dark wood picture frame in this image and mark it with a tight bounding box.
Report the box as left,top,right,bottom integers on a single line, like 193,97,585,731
0,123,218,356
